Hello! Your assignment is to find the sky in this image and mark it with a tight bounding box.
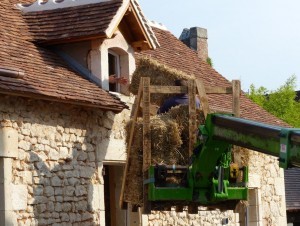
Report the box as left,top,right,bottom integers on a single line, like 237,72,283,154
138,0,300,92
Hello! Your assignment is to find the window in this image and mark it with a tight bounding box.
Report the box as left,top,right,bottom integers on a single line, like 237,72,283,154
108,51,120,92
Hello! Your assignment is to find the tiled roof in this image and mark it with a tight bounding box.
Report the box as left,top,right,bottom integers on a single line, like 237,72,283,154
21,0,123,43
0,0,126,112
136,27,289,127
285,168,300,211
18,0,159,49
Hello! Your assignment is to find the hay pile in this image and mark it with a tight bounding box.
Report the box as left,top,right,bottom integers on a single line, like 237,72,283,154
124,58,203,205
130,58,195,105
124,105,204,205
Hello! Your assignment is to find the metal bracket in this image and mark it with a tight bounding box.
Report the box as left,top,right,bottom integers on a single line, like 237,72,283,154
279,128,291,169
143,178,155,185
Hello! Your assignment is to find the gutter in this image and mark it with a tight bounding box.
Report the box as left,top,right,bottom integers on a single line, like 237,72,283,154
0,67,25,78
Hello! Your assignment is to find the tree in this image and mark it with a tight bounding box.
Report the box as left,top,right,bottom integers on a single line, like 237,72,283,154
247,75,300,127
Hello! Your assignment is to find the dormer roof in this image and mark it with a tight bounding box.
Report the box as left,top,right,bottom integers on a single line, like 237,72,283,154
18,0,159,50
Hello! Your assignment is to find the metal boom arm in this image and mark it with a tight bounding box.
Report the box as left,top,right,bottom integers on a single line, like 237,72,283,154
210,114,300,168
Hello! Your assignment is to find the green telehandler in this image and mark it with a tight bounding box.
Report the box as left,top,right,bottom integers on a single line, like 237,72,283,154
147,113,300,208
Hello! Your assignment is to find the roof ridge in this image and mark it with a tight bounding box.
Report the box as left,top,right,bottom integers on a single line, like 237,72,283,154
148,20,168,31
17,0,113,13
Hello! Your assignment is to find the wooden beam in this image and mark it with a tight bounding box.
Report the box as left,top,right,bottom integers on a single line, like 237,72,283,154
149,85,232,94
119,80,143,209
205,86,233,94
232,80,241,117
142,77,152,214
149,85,188,94
195,79,210,118
39,34,106,46
142,78,151,173
188,80,196,157
131,40,149,51
232,80,241,154
118,19,135,44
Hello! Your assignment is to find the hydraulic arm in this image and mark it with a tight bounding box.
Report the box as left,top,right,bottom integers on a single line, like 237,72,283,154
147,113,300,205
211,114,300,168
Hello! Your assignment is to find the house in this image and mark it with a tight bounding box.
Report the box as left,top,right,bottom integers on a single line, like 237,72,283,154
0,0,291,225
285,168,300,226
0,0,158,225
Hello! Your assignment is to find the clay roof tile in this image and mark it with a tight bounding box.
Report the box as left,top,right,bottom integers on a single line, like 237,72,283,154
137,27,289,127
0,0,127,112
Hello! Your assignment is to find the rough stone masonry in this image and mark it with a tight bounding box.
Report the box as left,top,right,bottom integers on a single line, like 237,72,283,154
0,93,287,226
0,94,114,225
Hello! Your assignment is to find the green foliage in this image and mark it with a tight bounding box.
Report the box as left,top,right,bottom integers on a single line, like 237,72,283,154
248,84,268,106
247,75,300,127
206,57,213,67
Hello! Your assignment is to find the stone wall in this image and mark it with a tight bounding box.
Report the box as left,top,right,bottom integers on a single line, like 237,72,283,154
145,208,239,226
235,148,287,226
0,93,287,226
0,94,119,225
144,148,287,226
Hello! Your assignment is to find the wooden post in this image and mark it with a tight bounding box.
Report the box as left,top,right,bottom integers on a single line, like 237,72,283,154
195,79,210,119
232,80,241,156
119,80,143,209
188,80,196,157
232,80,241,117
142,77,151,214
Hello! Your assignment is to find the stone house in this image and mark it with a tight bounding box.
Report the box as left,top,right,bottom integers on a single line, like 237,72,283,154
0,0,291,225
1,0,158,225
285,168,300,225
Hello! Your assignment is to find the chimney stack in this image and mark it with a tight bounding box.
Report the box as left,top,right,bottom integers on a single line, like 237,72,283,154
179,27,208,62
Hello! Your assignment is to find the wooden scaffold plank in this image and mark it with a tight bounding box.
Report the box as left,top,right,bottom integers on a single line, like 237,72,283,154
149,85,187,94
119,79,144,209
142,77,152,214
205,86,233,94
188,80,197,157
195,79,210,119
232,80,241,117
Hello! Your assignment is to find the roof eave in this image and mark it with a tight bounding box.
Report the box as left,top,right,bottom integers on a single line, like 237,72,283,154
0,89,127,113
33,34,107,46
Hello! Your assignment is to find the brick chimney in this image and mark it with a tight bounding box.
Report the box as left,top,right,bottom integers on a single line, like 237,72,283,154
179,27,208,62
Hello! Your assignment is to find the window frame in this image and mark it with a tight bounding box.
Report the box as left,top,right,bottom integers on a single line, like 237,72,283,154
108,50,121,92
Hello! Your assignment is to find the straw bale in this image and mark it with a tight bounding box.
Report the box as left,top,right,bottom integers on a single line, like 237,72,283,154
124,105,205,205
130,57,195,105
124,115,183,204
